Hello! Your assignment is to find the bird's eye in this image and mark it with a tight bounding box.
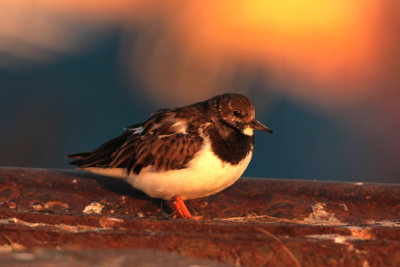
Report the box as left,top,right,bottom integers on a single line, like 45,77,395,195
233,110,241,116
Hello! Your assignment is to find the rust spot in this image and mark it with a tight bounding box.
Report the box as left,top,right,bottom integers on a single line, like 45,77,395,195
99,217,124,228
0,184,19,203
6,201,16,209
349,227,375,240
29,201,44,211
43,201,69,210
339,203,349,212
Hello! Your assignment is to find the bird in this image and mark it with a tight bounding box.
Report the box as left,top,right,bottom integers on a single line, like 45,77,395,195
68,93,273,219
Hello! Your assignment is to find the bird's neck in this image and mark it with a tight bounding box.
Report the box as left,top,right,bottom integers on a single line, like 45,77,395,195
207,122,254,165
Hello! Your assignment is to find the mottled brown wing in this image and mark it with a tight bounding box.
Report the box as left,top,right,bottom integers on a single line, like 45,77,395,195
111,131,203,175
109,111,204,174
69,109,204,175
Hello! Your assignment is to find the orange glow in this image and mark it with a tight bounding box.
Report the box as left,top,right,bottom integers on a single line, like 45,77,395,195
0,0,397,109
172,1,379,105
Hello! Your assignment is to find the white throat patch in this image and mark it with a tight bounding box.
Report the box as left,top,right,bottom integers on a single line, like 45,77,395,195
243,127,254,136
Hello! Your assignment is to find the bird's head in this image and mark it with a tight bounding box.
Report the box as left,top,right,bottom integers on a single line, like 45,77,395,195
212,93,273,136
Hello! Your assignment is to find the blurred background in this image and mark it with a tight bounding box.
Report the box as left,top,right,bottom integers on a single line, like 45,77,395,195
1,0,399,182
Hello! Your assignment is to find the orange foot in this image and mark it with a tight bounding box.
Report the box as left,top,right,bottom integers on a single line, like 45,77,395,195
172,196,202,220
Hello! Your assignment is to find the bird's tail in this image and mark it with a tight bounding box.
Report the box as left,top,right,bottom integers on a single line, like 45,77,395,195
67,152,90,166
67,152,89,159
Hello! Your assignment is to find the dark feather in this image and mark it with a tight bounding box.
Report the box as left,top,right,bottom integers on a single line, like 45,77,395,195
68,93,261,175
67,152,89,159
68,107,206,174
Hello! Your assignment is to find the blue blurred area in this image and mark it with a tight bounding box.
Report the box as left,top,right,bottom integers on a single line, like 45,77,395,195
250,99,346,180
0,34,375,182
0,34,150,168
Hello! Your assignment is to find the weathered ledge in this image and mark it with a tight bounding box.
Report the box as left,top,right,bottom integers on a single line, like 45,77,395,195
0,167,400,266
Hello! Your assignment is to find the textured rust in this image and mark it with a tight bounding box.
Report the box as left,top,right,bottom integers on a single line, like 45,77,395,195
0,167,400,266
0,249,231,267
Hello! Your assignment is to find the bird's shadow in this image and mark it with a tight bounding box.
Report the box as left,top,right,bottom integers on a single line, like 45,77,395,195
57,169,173,214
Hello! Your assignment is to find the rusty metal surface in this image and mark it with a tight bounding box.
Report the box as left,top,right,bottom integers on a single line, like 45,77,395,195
0,249,231,267
1,167,400,266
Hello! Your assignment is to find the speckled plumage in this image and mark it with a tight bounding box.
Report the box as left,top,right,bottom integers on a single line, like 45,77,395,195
68,93,272,201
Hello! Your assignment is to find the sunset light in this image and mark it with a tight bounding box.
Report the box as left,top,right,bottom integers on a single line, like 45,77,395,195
1,0,400,181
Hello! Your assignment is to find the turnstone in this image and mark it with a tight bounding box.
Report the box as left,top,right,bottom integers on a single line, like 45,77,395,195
68,93,273,219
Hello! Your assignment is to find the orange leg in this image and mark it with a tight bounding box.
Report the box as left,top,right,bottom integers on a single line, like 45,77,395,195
173,195,193,219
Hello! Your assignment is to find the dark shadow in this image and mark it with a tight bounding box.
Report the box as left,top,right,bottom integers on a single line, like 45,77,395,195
56,169,169,211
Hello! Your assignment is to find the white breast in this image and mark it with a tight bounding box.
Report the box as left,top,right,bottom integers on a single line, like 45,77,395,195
84,140,253,200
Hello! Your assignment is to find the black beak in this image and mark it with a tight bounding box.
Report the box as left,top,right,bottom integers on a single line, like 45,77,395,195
251,119,273,133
